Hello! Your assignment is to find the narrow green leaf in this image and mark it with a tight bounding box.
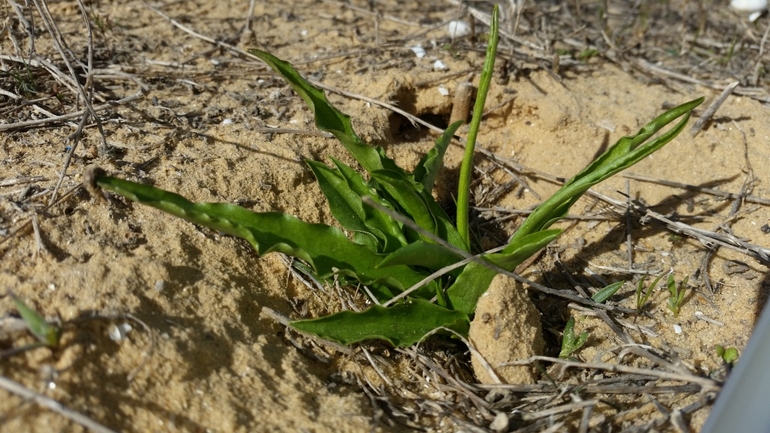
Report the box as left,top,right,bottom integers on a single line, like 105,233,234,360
457,5,499,247
290,299,469,346
509,97,704,246
414,120,463,191
591,281,623,303
10,292,60,348
94,175,434,293
446,229,561,315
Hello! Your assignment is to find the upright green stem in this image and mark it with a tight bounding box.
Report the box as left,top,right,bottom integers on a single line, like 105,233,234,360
456,5,499,249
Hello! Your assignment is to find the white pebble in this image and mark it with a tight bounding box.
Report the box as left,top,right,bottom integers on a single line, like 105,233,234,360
109,322,133,342
438,85,449,96
433,60,447,71
730,0,767,12
447,20,471,38
673,324,682,335
410,45,426,58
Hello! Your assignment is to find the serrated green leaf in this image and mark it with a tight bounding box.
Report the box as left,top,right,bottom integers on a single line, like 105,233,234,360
331,158,407,252
290,299,469,346
414,120,463,191
250,49,402,177
446,229,562,315
94,175,434,293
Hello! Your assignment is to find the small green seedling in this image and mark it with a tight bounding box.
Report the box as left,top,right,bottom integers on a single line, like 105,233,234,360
715,345,739,365
666,274,689,317
84,5,703,347
591,281,623,304
635,274,664,312
9,291,61,348
559,317,589,359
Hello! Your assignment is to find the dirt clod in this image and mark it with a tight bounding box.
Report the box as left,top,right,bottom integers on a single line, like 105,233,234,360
469,274,545,384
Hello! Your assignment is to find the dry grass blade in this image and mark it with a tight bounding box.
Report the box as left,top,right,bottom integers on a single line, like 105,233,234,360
0,375,117,433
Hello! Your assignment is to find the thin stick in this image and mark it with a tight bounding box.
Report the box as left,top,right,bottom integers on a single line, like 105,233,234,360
0,375,118,433
625,180,633,270
689,81,739,137
500,356,718,392
0,91,144,132
622,173,770,205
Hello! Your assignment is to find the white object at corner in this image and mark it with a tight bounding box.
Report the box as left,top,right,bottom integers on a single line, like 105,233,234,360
730,0,768,12
700,299,770,433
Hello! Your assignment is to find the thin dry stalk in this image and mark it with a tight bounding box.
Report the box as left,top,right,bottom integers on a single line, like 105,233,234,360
0,375,117,433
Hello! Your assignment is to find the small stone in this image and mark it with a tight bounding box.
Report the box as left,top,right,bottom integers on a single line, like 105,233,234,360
490,412,510,432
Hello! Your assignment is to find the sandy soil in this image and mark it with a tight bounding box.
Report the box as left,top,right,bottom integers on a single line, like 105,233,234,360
1,0,769,431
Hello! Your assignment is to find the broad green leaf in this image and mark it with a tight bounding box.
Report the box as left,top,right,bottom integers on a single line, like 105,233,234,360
250,49,402,177
331,158,407,252
447,229,561,315
94,175,434,293
509,97,703,246
10,292,60,348
307,160,380,251
413,120,463,191
291,298,469,346
377,240,462,271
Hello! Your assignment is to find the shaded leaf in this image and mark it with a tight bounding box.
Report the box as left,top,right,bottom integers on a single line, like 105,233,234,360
331,158,407,252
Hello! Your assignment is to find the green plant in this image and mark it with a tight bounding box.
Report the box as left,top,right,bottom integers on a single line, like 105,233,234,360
715,345,739,365
635,273,664,312
85,6,703,347
8,291,61,348
666,274,689,316
591,281,623,303
559,317,589,359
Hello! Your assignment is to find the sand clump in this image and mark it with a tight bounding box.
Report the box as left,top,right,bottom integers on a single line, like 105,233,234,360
469,274,545,384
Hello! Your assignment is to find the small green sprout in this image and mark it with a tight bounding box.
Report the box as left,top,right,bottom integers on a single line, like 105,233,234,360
559,317,589,359
636,274,664,312
715,345,739,365
666,274,689,317
9,291,61,348
591,281,623,304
